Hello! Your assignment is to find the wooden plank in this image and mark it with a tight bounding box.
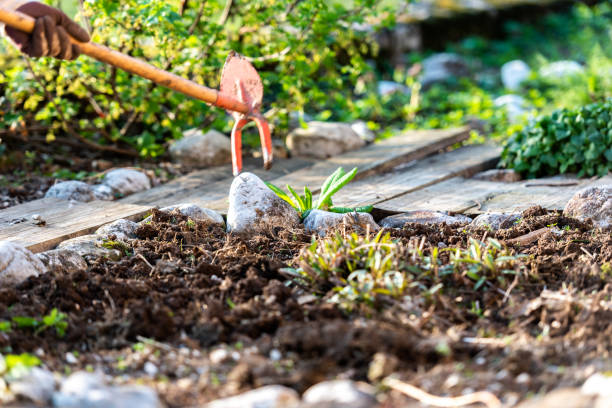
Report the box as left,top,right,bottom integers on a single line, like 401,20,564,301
330,144,501,208
376,174,612,214
267,127,471,193
0,198,150,253
120,157,312,206
474,174,612,214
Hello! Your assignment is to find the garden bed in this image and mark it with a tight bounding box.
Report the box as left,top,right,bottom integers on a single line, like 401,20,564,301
1,206,610,407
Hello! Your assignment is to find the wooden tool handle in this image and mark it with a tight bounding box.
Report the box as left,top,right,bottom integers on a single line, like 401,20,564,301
0,7,250,114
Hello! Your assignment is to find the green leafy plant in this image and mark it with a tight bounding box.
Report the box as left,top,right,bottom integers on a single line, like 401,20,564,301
266,166,373,219
501,98,612,178
10,308,68,337
284,230,525,311
0,353,42,380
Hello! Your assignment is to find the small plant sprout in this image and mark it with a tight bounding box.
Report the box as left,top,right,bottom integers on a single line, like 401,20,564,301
266,167,373,219
10,308,68,338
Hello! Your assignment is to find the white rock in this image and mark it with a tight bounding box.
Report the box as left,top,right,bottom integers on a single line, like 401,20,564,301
8,367,56,404
57,235,122,261
65,353,78,365
161,204,224,226
209,348,231,365
45,181,95,202
582,373,612,397
0,241,46,286
539,60,584,80
303,380,377,408
563,185,611,229
36,249,87,274
286,122,366,159
421,53,469,88
53,371,161,408
92,184,114,201
377,80,410,97
95,219,139,241
143,362,158,377
303,209,380,237
226,173,300,235
501,60,531,90
494,94,529,123
380,211,471,228
351,121,376,142
471,212,521,230
169,129,231,167
101,169,151,198
205,385,299,408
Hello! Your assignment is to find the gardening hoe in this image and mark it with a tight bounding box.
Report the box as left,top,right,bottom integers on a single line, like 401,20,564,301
0,7,272,176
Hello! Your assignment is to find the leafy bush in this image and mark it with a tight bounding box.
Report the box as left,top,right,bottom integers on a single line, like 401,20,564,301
0,0,382,157
501,99,612,178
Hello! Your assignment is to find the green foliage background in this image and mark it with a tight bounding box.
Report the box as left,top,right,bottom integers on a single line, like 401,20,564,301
0,0,384,157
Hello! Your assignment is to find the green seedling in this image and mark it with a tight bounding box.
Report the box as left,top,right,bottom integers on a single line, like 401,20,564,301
11,308,68,338
1,353,41,380
266,167,373,219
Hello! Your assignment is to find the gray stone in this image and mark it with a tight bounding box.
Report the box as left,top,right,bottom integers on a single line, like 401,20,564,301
514,388,595,408
539,60,584,80
0,241,46,286
95,219,139,241
563,185,611,229
92,184,114,201
205,385,300,408
473,169,521,183
303,209,379,237
8,367,55,404
501,60,530,90
169,129,231,167
226,173,300,235
53,371,161,408
161,204,224,226
302,380,377,408
421,53,469,88
471,212,521,230
288,111,315,129
377,81,410,97
36,249,87,274
380,211,471,228
45,181,95,202
286,122,366,159
57,235,122,261
101,169,151,198
350,121,376,142
494,94,529,123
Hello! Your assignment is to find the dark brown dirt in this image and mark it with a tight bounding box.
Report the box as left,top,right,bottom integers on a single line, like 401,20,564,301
0,207,610,407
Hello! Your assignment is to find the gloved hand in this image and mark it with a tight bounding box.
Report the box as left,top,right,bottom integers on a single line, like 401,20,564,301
5,1,90,60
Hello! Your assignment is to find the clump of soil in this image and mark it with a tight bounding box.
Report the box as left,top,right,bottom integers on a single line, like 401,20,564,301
0,207,610,407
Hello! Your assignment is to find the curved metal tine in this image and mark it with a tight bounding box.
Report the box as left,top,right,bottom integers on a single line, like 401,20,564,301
230,115,273,176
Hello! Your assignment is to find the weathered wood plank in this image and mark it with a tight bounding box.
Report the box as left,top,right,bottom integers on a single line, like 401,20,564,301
268,127,471,193
331,144,500,208
377,173,612,214
474,174,612,214
120,157,313,207
0,199,150,253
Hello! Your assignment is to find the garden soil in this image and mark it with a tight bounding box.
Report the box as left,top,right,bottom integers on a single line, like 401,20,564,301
1,207,610,407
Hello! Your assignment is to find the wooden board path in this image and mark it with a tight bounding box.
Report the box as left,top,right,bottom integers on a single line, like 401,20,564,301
330,143,501,208
0,127,470,252
155,127,472,212
376,174,612,214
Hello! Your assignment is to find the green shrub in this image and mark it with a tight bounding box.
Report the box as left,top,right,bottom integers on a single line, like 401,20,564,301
0,0,383,157
501,99,612,178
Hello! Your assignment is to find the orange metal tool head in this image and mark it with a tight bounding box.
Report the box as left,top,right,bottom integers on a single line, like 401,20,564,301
219,51,272,176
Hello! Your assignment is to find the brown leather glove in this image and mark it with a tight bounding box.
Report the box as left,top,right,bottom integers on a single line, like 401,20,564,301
5,2,90,60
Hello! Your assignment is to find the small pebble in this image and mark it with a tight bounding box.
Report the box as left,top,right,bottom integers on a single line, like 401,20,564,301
269,349,282,362
516,372,530,384
143,362,158,377
65,352,78,365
